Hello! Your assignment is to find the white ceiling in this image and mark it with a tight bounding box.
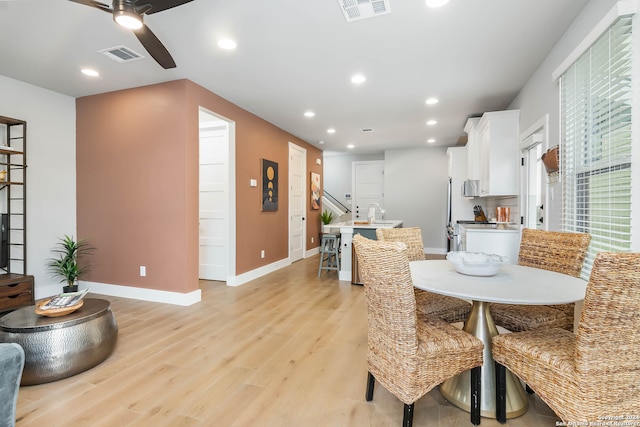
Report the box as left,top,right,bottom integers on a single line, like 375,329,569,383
0,0,589,153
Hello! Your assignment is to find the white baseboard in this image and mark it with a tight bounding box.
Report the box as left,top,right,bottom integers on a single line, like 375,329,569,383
77,252,315,305
81,281,202,306
226,257,291,286
305,247,320,258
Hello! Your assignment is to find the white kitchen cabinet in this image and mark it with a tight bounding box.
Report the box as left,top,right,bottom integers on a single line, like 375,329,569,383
464,117,481,181
477,110,520,197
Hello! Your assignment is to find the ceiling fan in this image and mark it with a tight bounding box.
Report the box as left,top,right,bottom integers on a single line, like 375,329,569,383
69,0,193,69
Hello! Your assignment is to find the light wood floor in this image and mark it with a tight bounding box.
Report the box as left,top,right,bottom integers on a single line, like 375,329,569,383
16,255,561,426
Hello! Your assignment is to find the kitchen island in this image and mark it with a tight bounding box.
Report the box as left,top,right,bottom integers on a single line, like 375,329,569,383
323,220,403,282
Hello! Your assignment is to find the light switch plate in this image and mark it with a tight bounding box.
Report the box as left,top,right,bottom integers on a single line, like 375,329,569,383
250,179,257,187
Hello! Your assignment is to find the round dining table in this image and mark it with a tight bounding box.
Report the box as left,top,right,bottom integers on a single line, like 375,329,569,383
410,259,587,419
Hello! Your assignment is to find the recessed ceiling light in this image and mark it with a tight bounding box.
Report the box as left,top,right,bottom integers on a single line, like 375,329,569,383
319,140,325,145
426,119,438,126
81,68,99,77
304,111,315,117
327,128,336,134
347,144,355,149
426,0,450,8
427,138,436,143
217,39,237,50
351,74,366,84
425,97,439,105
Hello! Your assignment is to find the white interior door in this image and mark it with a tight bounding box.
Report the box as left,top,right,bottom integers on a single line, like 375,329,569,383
352,161,384,220
520,115,548,230
199,117,228,280
289,143,306,262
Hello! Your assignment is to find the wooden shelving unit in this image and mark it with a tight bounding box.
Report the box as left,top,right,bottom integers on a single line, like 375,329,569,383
0,115,32,312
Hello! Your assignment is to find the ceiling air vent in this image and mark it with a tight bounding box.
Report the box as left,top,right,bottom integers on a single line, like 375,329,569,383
99,45,144,63
337,0,391,22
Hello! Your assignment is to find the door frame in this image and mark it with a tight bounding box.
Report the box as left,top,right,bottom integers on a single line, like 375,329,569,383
198,107,236,282
288,142,307,261
519,114,549,230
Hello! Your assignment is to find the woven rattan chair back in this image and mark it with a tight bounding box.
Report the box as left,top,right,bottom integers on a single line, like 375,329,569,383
353,234,419,363
518,228,590,277
489,228,591,331
574,252,640,411
375,227,425,262
353,234,483,426
493,252,640,423
376,227,472,324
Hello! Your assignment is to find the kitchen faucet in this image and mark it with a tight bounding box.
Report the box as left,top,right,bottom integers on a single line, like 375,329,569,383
368,203,386,222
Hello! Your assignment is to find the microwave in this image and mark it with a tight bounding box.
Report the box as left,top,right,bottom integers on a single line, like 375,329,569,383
463,180,480,197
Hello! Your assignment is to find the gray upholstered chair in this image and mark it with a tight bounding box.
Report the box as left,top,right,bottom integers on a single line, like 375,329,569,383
352,234,484,426
375,227,472,323
0,343,25,427
493,252,640,424
490,228,590,332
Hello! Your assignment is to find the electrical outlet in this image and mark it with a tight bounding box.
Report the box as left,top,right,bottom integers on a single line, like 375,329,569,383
140,266,146,277
261,250,265,258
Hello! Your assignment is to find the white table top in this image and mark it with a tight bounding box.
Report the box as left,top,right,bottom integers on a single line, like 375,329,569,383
410,260,587,305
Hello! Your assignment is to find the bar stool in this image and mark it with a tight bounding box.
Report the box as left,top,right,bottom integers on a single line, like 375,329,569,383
318,233,341,277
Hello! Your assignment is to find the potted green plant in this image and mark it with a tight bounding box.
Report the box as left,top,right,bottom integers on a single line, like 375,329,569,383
46,235,94,293
320,209,335,225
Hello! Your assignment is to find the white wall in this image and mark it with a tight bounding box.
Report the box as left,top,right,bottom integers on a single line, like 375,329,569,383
384,147,448,253
0,74,76,298
508,0,619,230
322,151,384,212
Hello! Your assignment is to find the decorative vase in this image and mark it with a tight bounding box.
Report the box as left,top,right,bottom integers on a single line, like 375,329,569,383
63,284,78,293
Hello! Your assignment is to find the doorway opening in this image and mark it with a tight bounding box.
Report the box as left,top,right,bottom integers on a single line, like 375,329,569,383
198,108,236,282
520,115,548,230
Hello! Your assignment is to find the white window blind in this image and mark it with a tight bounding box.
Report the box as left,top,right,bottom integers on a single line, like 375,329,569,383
560,15,633,279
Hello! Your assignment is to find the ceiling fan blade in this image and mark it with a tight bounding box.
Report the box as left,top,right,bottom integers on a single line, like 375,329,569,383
134,24,176,69
68,0,112,13
145,0,193,14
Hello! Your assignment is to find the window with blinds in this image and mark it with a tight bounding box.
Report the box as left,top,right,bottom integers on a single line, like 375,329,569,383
560,15,633,279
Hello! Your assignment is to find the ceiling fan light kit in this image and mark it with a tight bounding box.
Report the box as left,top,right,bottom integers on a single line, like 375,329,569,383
113,11,143,29
69,0,193,69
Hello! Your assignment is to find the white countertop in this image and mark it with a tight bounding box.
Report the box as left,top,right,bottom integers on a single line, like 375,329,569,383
460,224,520,232
323,219,403,233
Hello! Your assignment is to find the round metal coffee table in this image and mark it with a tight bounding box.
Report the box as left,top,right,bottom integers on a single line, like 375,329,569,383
0,298,118,385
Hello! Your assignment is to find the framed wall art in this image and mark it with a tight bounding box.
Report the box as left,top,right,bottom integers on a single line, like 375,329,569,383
311,172,320,210
261,159,278,211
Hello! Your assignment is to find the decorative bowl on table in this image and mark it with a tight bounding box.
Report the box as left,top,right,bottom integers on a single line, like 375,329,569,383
446,251,506,276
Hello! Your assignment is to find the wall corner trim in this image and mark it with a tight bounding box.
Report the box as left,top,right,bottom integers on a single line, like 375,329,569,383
226,258,291,286
305,247,320,258
81,281,202,306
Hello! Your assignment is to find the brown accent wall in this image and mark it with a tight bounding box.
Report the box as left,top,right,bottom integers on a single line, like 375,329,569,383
77,79,322,294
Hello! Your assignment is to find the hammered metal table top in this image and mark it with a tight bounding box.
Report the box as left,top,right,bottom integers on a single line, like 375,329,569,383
0,298,111,332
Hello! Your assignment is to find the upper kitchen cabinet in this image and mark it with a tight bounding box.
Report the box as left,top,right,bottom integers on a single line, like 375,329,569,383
476,110,520,197
464,117,481,181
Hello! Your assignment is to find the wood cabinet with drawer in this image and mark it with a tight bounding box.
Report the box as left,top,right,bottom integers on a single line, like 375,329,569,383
0,274,34,312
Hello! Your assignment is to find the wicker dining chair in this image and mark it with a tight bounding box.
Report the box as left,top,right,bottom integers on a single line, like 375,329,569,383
352,234,484,426
376,227,472,323
492,252,640,424
489,228,590,332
